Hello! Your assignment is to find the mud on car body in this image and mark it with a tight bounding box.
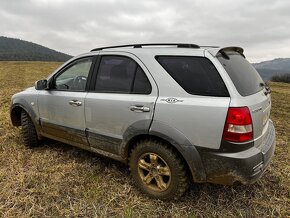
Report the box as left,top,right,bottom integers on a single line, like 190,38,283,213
11,43,275,200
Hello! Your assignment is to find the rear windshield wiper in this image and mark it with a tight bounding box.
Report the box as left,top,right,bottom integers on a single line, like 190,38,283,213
219,51,230,60
261,82,271,95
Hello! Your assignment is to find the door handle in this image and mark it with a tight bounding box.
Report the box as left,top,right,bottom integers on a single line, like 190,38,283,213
130,105,150,112
69,100,82,106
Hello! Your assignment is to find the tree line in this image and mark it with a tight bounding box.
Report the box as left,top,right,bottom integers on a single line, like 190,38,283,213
271,73,290,83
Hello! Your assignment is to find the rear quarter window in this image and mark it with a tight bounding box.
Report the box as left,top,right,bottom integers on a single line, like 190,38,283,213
217,52,264,96
156,56,229,97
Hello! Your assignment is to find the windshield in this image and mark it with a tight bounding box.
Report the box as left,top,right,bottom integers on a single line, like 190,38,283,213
217,51,264,96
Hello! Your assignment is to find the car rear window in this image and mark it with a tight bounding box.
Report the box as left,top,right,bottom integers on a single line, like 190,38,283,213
156,56,229,97
217,51,264,96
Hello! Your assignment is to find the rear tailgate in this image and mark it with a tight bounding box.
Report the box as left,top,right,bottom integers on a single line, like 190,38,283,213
241,90,272,145
216,49,272,145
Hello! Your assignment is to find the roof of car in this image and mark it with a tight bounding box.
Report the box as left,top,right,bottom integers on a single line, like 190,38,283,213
83,43,245,58
89,44,244,57
90,43,203,51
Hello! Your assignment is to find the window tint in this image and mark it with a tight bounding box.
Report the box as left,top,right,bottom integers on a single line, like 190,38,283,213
156,56,229,97
132,67,152,94
217,52,264,96
95,56,151,94
54,57,93,91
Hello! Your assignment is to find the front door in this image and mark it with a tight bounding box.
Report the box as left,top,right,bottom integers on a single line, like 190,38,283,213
38,57,94,147
85,54,158,155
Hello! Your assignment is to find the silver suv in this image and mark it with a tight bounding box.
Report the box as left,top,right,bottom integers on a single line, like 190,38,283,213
10,43,276,200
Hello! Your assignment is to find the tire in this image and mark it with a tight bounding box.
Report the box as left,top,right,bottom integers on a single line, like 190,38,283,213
129,140,189,200
21,110,39,147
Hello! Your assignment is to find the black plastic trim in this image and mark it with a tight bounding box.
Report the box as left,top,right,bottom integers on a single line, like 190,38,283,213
86,130,122,155
196,121,275,185
10,101,42,139
40,120,88,146
91,43,200,51
85,55,99,91
149,120,206,182
196,140,254,153
88,55,101,91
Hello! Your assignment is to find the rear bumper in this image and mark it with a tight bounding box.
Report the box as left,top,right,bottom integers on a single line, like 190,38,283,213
199,120,276,185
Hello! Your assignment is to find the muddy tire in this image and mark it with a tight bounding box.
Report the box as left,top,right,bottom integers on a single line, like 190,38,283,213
21,110,39,147
129,140,189,200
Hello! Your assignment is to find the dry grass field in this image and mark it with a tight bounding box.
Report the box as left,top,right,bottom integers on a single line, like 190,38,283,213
0,61,289,217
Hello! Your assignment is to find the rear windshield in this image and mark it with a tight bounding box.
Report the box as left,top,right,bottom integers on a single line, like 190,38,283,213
217,51,264,96
156,56,229,97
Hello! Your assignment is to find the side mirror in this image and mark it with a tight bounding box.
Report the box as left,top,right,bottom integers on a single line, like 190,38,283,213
35,80,48,90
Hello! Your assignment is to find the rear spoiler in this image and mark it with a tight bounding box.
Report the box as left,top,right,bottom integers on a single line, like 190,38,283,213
207,46,245,58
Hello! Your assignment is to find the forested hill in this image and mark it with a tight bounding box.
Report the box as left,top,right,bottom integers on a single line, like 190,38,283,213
0,36,72,61
253,58,290,80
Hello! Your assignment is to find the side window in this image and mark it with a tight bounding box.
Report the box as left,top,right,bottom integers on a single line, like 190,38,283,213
54,57,93,91
132,66,151,94
156,56,229,97
95,56,151,94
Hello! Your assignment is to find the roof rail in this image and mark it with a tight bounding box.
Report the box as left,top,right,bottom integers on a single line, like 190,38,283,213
91,43,200,51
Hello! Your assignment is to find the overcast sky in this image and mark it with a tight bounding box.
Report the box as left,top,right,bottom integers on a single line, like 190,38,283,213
1,0,289,62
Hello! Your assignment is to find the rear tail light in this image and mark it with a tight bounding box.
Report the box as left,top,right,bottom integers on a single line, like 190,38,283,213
223,107,253,142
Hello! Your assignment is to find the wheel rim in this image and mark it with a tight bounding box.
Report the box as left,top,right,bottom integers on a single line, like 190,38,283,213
138,153,171,192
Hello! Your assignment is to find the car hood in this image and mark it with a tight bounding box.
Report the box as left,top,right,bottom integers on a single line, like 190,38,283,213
24,86,35,91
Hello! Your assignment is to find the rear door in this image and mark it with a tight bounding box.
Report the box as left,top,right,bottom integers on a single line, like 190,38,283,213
217,52,272,145
154,55,231,149
85,53,158,155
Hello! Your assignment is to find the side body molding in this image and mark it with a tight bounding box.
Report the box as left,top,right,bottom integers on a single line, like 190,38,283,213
149,120,206,182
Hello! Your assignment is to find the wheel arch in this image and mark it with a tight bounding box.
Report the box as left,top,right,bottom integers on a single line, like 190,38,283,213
10,105,23,126
10,101,42,139
123,124,206,182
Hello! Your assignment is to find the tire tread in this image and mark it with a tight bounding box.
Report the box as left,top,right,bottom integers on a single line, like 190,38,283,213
21,110,38,147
